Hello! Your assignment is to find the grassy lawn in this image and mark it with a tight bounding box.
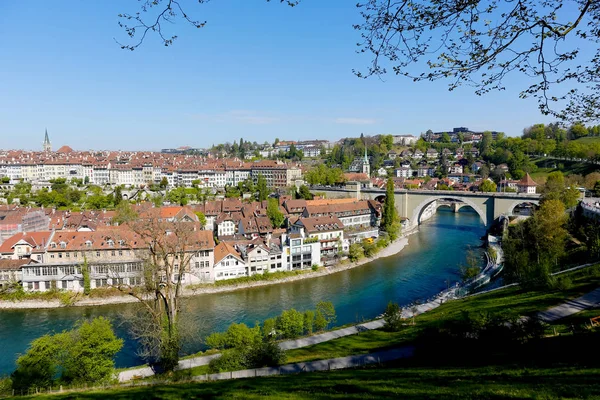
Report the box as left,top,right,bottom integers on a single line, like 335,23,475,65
574,137,600,145
22,362,600,399
285,266,600,363
531,157,600,179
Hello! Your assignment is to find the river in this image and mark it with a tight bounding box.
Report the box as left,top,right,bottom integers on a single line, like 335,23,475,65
0,210,485,375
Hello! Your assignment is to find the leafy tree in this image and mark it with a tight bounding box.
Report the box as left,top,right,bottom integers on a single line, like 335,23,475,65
303,310,315,335
113,186,123,206
316,301,336,329
348,243,364,261
195,212,207,229
1,176,10,183
11,334,65,391
441,132,451,143
383,302,403,332
11,317,122,391
224,323,261,349
205,332,227,350
61,318,123,385
256,173,269,201
267,198,285,228
276,309,305,339
296,185,313,200
159,177,169,189
113,201,138,225
479,180,497,193
82,257,91,296
381,178,400,240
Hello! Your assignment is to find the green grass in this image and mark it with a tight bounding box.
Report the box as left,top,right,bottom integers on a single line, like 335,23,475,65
531,157,600,180
19,363,600,399
285,265,600,363
188,270,309,289
574,136,600,145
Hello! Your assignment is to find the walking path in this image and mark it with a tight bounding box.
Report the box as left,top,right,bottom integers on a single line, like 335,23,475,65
192,346,415,382
537,287,600,322
119,319,386,382
119,266,600,383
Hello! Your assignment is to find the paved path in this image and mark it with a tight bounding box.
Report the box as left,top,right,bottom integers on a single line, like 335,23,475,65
118,320,386,382
192,346,415,382
538,287,600,322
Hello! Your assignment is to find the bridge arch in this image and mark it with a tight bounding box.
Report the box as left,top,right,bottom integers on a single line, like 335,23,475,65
410,195,488,227
507,200,540,216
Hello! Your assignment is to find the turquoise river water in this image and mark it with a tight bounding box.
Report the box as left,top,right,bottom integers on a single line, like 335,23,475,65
0,210,485,375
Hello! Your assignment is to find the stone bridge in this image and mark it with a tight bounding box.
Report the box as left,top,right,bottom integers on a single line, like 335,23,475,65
310,186,541,228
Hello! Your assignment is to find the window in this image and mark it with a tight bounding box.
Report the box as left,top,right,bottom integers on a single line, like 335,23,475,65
96,251,100,257
61,280,68,289
119,250,123,256
111,251,116,257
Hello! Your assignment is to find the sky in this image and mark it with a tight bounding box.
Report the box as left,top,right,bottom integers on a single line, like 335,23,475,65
0,0,571,151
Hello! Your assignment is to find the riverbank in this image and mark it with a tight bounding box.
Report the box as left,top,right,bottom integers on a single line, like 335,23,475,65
0,234,414,310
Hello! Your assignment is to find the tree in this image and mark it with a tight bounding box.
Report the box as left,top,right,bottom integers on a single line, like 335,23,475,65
459,249,481,282
355,0,600,122
296,185,313,200
381,178,400,240
113,186,122,206
82,257,91,296
256,173,269,201
594,181,600,197
11,334,65,391
159,177,169,189
348,243,364,262
315,301,337,329
383,302,403,332
122,210,209,371
441,132,451,143
11,317,122,391
113,201,138,225
195,211,207,229
61,318,123,385
479,180,497,193
276,309,304,339
267,198,285,228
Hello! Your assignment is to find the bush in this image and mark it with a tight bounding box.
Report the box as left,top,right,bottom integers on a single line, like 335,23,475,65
277,309,304,339
262,318,277,339
205,332,227,350
208,349,246,373
303,310,315,335
246,337,287,368
552,276,573,291
316,301,337,329
383,302,403,332
11,317,122,391
224,323,261,349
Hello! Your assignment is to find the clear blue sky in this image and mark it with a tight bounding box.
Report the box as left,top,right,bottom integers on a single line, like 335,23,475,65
0,0,559,151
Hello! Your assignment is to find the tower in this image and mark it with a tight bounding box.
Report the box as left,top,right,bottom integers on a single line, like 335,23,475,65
362,147,370,177
43,129,52,152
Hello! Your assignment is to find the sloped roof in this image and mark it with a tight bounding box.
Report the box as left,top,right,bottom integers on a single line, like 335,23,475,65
214,241,243,264
518,173,538,186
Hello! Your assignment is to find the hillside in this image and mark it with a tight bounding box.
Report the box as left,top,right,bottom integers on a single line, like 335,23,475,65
574,136,600,145
530,157,600,181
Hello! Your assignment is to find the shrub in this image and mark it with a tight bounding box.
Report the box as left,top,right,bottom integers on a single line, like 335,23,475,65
383,302,403,332
11,317,122,391
316,301,337,328
314,310,328,332
262,318,277,339
224,323,260,349
208,349,246,373
277,309,304,339
303,310,315,335
246,337,287,368
205,332,227,350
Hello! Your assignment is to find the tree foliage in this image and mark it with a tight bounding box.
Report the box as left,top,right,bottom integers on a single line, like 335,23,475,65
355,0,600,122
267,198,285,228
11,317,122,391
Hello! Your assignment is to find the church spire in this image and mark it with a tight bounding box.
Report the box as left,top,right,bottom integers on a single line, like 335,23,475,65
43,129,52,152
